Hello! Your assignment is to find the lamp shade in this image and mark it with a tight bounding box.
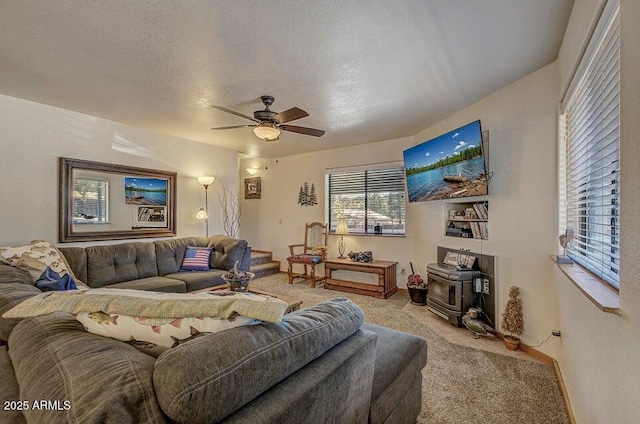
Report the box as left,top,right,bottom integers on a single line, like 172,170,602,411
335,218,349,235
197,176,215,187
253,124,280,141
196,208,208,220
246,168,259,175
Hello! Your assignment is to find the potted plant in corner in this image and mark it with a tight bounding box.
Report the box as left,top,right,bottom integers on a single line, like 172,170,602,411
501,286,524,351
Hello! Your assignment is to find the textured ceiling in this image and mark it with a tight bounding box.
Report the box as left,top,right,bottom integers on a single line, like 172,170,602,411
0,1,573,159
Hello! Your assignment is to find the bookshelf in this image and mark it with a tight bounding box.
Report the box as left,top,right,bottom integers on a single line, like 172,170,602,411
444,200,488,240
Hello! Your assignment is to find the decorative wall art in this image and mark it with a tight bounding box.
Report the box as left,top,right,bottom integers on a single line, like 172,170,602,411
298,182,318,206
244,177,261,199
133,206,167,228
124,177,168,206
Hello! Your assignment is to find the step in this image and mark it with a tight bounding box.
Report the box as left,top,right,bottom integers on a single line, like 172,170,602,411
251,261,281,279
250,250,274,266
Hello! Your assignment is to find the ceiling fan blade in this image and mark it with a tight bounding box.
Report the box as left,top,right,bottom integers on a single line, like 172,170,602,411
273,107,309,124
280,125,325,137
210,125,254,130
210,105,260,123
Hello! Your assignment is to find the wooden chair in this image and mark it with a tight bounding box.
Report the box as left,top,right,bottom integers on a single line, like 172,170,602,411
287,222,328,288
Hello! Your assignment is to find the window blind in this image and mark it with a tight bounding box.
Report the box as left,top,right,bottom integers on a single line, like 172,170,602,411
564,3,620,289
326,167,405,235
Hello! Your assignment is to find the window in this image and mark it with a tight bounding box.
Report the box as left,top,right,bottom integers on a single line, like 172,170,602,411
326,166,405,235
562,2,619,289
73,176,109,224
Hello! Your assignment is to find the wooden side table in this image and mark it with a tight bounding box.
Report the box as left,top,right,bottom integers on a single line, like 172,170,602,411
324,258,398,299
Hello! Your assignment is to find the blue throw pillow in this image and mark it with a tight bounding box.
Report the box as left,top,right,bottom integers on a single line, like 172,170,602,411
35,267,78,292
180,246,213,271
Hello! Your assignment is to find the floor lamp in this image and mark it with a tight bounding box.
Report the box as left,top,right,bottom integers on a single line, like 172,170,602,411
335,218,349,259
197,176,215,237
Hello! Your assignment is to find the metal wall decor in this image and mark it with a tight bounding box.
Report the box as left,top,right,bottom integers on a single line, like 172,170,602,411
244,177,261,199
298,182,317,206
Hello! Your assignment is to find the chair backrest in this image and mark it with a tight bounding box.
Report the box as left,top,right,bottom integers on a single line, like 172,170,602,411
303,222,328,255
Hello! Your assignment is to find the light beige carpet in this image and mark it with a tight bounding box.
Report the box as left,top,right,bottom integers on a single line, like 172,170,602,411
250,273,569,424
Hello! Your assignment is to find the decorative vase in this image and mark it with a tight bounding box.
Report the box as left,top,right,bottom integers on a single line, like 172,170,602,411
504,335,521,351
223,272,255,292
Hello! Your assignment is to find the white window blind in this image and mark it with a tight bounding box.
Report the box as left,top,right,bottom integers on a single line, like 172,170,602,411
73,177,109,224
326,167,405,235
564,3,620,289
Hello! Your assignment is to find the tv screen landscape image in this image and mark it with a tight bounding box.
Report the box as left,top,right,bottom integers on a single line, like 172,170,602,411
403,120,487,202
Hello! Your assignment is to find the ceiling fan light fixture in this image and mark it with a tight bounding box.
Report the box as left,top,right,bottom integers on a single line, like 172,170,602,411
253,123,280,141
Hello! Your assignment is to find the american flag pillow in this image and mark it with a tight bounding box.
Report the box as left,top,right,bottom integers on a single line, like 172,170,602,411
180,246,212,271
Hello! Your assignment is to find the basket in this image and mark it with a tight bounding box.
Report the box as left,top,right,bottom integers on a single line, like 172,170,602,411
223,272,255,292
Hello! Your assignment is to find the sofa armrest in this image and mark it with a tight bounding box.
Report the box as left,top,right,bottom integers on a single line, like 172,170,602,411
154,298,365,424
239,246,251,272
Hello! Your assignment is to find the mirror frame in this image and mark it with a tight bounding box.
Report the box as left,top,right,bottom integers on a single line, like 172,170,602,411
59,157,177,242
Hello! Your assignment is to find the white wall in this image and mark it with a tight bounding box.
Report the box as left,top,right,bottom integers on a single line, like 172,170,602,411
0,94,239,247
241,61,562,359
554,1,640,422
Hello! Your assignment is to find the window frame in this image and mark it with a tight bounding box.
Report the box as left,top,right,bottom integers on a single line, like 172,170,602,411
560,0,620,291
325,164,406,236
72,175,110,225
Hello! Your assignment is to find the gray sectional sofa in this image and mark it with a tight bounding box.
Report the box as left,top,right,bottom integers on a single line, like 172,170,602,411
0,236,428,424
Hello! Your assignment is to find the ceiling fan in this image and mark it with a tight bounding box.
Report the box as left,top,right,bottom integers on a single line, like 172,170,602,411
210,96,325,142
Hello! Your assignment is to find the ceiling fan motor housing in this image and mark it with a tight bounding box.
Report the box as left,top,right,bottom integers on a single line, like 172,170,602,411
254,109,277,121
254,95,277,121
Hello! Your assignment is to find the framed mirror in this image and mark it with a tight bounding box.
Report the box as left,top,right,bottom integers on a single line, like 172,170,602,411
59,157,177,242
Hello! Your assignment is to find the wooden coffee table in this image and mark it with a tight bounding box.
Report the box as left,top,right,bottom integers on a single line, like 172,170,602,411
194,284,303,314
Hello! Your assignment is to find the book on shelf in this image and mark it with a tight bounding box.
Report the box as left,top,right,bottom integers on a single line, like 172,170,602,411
479,222,488,240
470,221,480,239
478,202,488,219
472,203,484,220
472,202,488,220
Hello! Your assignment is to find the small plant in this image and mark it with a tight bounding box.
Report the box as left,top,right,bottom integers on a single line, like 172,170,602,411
501,286,524,339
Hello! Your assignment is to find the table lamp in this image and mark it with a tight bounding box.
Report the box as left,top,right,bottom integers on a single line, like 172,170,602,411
335,218,349,259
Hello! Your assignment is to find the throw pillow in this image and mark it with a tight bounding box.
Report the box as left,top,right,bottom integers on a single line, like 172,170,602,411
1,240,79,281
35,267,78,292
180,246,212,271
75,311,259,357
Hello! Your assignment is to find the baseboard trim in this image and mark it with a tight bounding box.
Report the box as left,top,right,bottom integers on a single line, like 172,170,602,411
494,333,575,423
397,287,408,294
552,360,576,424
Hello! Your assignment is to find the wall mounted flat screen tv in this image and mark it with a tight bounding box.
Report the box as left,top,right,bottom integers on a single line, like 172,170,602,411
403,120,487,202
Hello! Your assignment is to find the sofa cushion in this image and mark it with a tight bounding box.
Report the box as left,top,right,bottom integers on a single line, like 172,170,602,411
0,346,26,424
222,329,378,424
153,297,365,424
180,246,212,271
163,269,226,292
8,313,167,424
208,234,249,270
361,322,428,424
0,263,33,285
0,281,42,341
85,242,159,288
155,237,211,275
103,276,187,293
57,246,87,284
